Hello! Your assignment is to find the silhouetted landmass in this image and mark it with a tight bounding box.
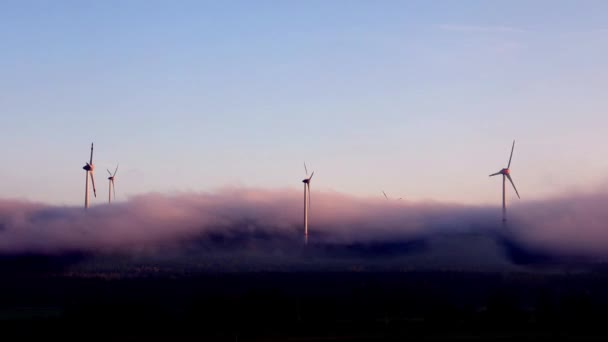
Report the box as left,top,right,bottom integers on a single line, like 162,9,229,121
3,262,608,341
0,225,606,340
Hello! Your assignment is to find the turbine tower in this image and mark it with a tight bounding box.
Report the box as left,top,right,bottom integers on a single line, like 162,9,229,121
82,143,97,209
489,140,520,221
302,163,314,244
107,164,119,204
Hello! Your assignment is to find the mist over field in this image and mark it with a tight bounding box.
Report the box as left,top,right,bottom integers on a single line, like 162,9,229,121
1,188,607,273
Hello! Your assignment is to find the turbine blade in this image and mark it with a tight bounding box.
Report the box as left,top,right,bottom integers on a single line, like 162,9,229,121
112,179,116,200
489,171,501,177
382,191,388,200
309,171,314,180
107,169,112,176
304,162,308,176
90,143,94,164
507,140,515,168
506,174,520,199
113,163,119,177
90,172,97,198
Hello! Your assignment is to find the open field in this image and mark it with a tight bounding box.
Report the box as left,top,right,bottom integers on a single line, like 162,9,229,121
3,266,608,341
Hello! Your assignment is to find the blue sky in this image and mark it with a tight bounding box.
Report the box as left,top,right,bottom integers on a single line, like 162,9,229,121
2,1,608,205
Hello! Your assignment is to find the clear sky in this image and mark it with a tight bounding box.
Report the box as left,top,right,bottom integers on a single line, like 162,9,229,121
2,1,608,205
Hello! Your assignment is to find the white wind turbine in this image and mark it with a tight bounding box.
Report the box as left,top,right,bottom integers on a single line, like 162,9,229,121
302,163,314,244
82,143,97,209
107,164,119,204
489,140,520,221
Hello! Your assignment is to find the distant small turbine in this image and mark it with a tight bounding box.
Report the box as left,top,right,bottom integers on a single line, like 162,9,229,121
82,143,97,209
107,164,119,204
302,163,314,244
489,140,520,221
382,190,403,201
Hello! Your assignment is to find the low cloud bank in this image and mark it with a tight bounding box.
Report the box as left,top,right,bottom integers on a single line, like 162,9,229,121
1,188,607,270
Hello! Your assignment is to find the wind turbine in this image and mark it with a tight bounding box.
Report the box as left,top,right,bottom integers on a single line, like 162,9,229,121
489,140,520,221
302,163,314,244
82,143,97,209
382,190,403,201
107,164,119,204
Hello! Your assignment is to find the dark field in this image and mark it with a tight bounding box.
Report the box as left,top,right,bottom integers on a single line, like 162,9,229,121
3,266,608,341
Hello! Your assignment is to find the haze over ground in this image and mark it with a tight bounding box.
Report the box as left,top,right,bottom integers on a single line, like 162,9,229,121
2,188,608,273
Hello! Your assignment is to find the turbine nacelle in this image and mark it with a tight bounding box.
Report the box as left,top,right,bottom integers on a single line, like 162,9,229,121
489,168,510,177
83,162,95,171
302,168,314,184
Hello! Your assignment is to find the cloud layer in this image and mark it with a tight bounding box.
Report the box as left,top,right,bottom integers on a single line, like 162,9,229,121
1,188,607,272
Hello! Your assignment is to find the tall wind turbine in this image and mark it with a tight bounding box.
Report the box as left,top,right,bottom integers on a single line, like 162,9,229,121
302,163,314,244
82,143,97,209
107,164,119,204
489,140,520,221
